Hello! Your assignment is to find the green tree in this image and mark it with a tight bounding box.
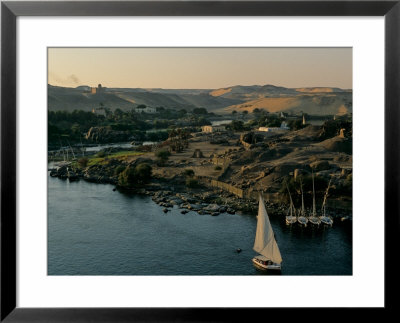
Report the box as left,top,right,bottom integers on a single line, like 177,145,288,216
118,163,152,187
193,107,208,115
118,166,136,187
134,163,152,184
168,128,190,152
155,149,171,166
226,120,245,131
114,165,126,176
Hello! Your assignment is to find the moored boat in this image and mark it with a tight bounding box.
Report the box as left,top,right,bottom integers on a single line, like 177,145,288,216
320,179,333,226
297,178,308,227
308,173,321,226
285,183,297,225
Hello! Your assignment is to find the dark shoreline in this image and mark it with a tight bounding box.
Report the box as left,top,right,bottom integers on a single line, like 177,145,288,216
49,163,352,222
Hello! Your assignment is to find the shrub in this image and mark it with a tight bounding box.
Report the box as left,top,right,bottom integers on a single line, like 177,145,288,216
96,150,106,158
183,169,195,177
118,166,136,187
186,177,199,188
118,163,152,187
155,149,171,166
134,163,152,184
114,165,126,176
77,157,89,167
193,107,208,115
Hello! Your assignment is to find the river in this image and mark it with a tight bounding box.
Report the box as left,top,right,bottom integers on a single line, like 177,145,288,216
48,173,352,275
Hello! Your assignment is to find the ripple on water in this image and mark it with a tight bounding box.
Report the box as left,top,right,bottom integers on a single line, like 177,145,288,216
48,176,352,275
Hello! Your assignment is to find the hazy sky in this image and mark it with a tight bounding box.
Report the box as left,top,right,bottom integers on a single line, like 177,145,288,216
48,48,352,89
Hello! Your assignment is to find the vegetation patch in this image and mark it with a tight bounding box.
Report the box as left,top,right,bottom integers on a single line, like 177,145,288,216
81,150,144,167
118,163,152,188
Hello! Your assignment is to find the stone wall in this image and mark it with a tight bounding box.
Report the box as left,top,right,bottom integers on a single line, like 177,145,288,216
210,180,244,198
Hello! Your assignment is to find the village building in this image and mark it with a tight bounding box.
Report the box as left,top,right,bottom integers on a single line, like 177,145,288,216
90,84,105,95
201,125,226,133
258,121,289,133
91,107,107,116
135,106,157,114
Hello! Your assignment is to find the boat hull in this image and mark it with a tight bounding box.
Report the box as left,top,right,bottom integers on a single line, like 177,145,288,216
285,216,297,225
308,217,321,226
320,217,333,226
252,257,281,271
297,216,308,226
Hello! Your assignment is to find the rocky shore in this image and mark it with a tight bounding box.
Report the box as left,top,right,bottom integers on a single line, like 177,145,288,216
49,122,353,223
49,162,352,222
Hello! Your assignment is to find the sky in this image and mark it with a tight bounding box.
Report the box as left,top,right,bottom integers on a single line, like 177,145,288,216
48,47,352,89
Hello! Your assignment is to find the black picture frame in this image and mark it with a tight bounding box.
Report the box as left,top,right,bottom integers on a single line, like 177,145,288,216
1,1,398,321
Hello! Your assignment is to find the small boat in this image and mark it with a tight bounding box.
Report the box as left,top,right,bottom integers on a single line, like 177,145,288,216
285,183,297,225
297,178,308,227
320,179,333,226
308,173,321,226
252,194,282,271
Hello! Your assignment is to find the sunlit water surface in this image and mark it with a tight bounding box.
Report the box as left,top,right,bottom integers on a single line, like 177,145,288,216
48,174,352,275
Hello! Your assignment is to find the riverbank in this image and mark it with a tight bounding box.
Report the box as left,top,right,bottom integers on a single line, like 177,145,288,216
49,124,353,221
49,163,352,221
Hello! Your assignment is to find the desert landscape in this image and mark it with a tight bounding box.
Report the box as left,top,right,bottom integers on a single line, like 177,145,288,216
48,47,352,276
48,83,352,116
49,85,352,220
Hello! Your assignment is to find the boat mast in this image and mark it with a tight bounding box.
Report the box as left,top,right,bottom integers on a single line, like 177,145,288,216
80,134,85,157
67,139,76,160
59,137,66,162
300,177,305,216
312,172,316,217
285,182,294,217
321,179,331,217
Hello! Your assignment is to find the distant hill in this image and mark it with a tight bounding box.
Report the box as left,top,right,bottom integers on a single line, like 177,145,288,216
48,84,352,116
223,92,352,116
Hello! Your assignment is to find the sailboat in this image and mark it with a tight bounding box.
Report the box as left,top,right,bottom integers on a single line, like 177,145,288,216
285,183,297,225
320,179,333,226
297,178,309,226
252,194,282,271
308,173,321,226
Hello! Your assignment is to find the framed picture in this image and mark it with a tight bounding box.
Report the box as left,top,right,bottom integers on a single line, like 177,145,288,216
1,0,398,320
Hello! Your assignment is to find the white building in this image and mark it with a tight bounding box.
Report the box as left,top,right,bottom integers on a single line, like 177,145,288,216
202,125,226,133
135,106,157,114
91,107,107,116
258,122,289,133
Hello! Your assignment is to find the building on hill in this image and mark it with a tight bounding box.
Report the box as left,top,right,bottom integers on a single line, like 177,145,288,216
91,107,107,116
258,122,289,133
91,84,105,94
135,106,157,114
202,125,226,133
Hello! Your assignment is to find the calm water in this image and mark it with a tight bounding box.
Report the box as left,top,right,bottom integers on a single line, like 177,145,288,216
48,174,352,275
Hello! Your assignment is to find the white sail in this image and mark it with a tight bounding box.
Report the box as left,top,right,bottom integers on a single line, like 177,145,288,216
253,194,282,264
